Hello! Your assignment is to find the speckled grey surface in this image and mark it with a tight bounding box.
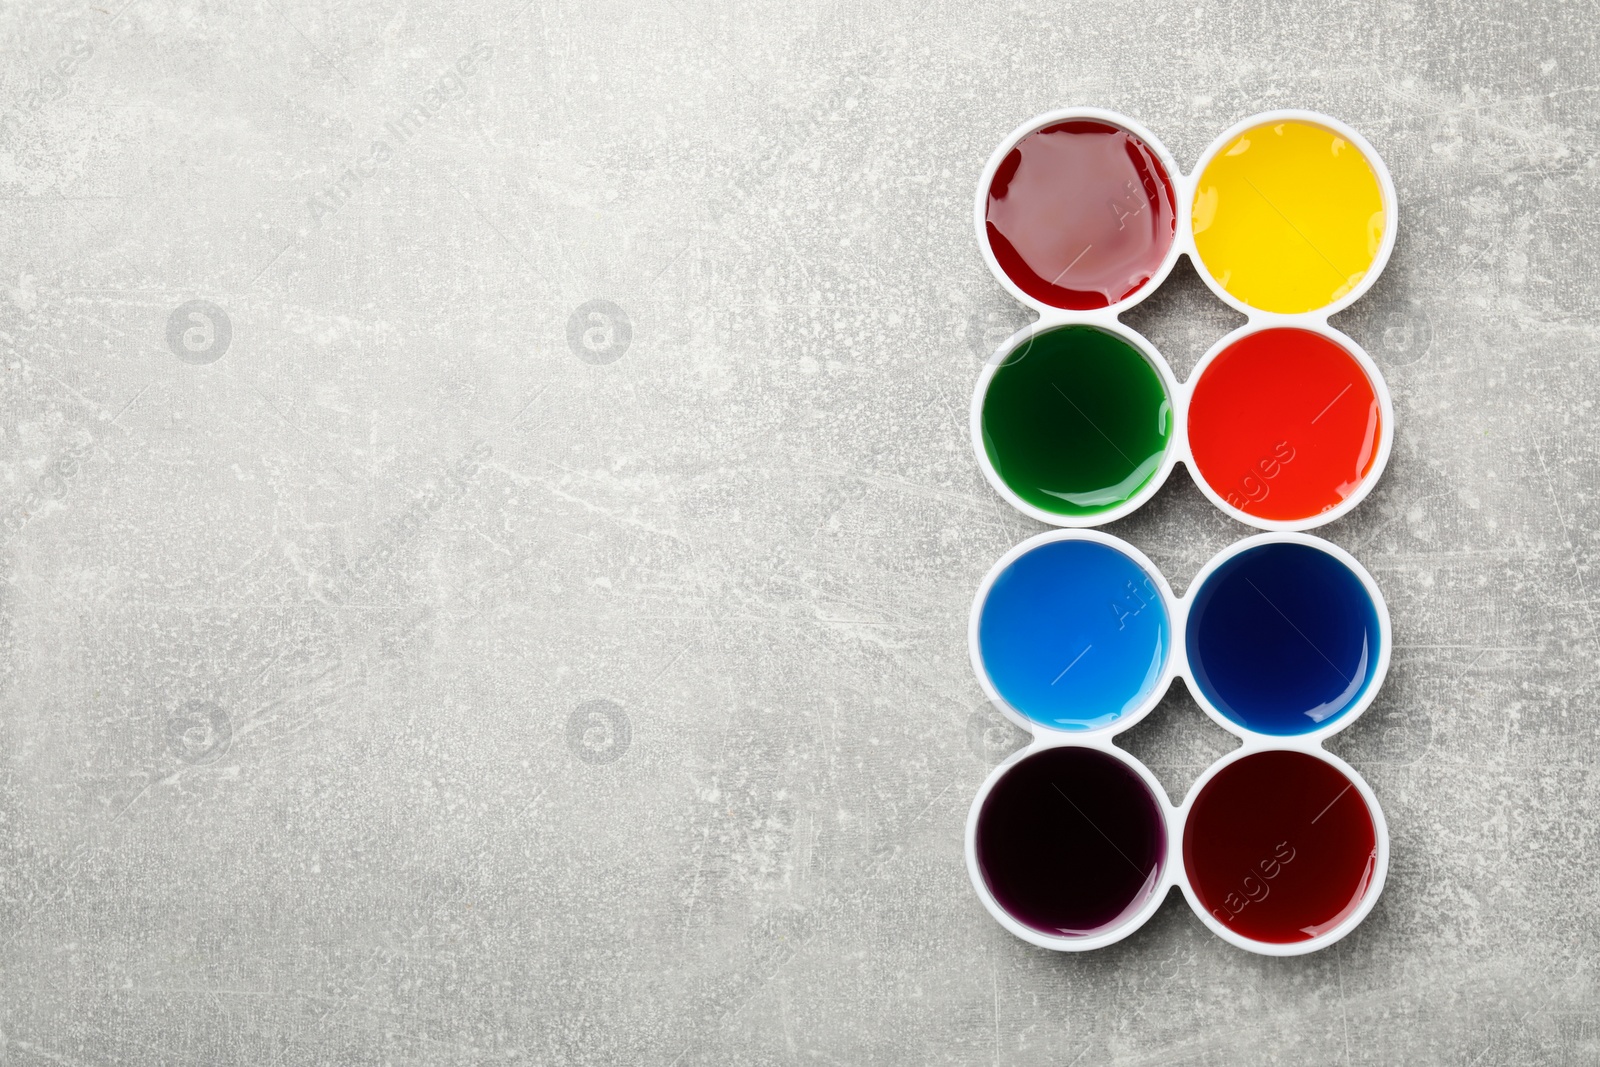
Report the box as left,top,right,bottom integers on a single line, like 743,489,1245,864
1,0,1597,1063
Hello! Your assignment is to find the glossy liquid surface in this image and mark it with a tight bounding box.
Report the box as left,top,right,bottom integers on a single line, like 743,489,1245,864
1192,120,1385,314
980,326,1171,519
977,539,1170,730
986,120,1177,310
1186,542,1380,734
977,746,1166,937
1188,328,1382,521
1184,750,1378,944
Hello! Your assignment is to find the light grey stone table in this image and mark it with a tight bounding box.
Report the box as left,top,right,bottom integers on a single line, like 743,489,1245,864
1,0,1595,1063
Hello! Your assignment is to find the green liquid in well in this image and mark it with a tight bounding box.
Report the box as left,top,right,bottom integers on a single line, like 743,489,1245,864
981,325,1171,517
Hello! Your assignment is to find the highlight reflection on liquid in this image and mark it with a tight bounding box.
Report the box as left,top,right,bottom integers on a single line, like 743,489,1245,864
986,120,1177,310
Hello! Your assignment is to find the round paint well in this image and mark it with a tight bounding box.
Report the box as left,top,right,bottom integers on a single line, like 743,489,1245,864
984,120,1178,310
979,326,1172,520
977,539,1170,731
1184,751,1378,945
976,746,1166,938
1186,542,1381,735
1192,120,1385,314
1188,328,1382,522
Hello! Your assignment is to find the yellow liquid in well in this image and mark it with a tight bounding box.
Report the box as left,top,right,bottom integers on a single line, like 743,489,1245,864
1192,121,1385,314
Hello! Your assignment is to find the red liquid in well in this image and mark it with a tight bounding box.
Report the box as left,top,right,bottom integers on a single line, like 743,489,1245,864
1187,328,1382,521
1184,751,1378,945
985,121,1177,310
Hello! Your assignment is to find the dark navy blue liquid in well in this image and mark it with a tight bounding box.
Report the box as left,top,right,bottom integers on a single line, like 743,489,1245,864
978,539,1170,730
1186,542,1381,734
976,746,1167,937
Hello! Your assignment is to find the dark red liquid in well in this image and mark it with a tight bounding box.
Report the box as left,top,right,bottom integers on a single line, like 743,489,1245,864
1187,328,1382,522
985,120,1177,310
975,746,1166,938
1183,751,1378,945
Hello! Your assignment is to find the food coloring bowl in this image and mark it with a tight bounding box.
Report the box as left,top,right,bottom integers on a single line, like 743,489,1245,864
1178,745,1386,953
968,741,1170,951
972,108,1397,530
966,734,1387,955
970,530,1390,740
964,529,1391,954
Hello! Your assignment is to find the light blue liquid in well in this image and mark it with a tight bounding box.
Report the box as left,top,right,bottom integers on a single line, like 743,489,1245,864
978,540,1170,730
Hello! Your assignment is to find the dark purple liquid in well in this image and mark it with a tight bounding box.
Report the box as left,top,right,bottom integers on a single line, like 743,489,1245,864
975,746,1166,937
986,120,1178,310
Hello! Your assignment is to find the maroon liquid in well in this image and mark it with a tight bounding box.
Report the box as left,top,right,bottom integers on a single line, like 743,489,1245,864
1184,751,1378,944
985,120,1178,310
975,747,1166,937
